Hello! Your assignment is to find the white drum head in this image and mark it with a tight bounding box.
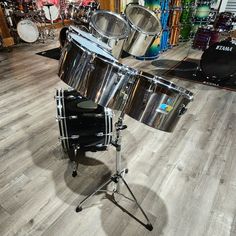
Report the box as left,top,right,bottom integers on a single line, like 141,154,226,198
17,20,39,43
43,5,59,21
69,26,112,52
70,33,115,61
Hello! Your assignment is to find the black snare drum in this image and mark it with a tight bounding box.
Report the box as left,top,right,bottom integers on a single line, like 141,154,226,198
56,89,113,152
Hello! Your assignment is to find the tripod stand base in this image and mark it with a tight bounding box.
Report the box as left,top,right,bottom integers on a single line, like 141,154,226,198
75,169,153,231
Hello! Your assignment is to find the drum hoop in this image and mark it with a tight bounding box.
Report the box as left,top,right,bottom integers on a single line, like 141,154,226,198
90,10,131,40
124,4,161,36
139,71,193,100
69,33,138,75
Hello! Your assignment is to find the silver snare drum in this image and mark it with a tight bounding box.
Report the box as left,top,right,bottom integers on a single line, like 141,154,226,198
123,4,161,57
125,72,193,132
90,10,130,59
58,33,138,111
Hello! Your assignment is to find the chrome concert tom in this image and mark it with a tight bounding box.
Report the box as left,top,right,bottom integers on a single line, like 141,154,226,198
58,33,138,111
123,4,161,57
90,10,130,59
59,25,111,49
56,89,113,151
125,72,193,132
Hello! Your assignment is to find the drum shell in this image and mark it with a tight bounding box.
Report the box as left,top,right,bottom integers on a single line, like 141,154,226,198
123,28,156,56
58,35,137,111
90,26,126,59
125,73,193,132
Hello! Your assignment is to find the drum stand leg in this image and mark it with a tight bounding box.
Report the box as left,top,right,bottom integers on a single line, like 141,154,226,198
71,146,79,177
75,117,153,231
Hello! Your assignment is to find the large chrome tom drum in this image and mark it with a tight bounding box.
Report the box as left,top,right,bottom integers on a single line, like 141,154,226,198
59,25,111,50
90,10,131,59
124,4,161,57
58,32,138,111
125,72,193,132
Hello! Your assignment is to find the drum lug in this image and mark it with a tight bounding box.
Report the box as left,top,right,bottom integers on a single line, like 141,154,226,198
178,105,187,116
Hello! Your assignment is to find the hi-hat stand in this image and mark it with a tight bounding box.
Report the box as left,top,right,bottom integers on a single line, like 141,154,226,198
75,114,153,231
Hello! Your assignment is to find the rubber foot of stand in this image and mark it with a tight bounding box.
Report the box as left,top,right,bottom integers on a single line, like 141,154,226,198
125,169,128,174
76,206,82,213
72,171,77,177
145,224,153,231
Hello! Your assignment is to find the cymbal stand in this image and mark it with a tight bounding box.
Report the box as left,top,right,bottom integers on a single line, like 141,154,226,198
75,111,153,231
46,5,55,39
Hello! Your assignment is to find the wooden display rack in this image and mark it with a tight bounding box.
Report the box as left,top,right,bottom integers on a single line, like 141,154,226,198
0,5,14,47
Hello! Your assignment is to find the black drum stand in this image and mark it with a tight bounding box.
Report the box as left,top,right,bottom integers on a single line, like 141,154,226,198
75,116,153,231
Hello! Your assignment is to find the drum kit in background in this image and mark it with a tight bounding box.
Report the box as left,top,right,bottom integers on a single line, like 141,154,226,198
56,5,193,225
0,0,100,44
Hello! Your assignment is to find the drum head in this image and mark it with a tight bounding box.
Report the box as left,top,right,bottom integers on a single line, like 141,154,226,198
70,33,115,61
200,40,236,80
43,5,59,21
90,11,130,39
125,4,161,36
69,26,112,51
17,19,39,43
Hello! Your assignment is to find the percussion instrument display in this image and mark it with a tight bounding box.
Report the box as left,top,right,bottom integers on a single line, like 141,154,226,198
89,10,130,59
160,29,170,51
17,19,39,43
214,12,234,32
58,32,138,111
192,27,219,50
125,72,193,132
180,24,192,41
123,4,161,56
200,40,236,81
169,26,180,46
194,4,210,22
135,0,169,60
56,89,113,151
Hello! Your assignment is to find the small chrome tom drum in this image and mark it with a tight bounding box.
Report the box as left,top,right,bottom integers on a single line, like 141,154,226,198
125,72,193,132
90,10,131,59
124,4,161,57
56,89,113,151
58,32,138,111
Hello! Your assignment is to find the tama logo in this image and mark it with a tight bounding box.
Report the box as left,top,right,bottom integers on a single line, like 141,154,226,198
216,45,233,52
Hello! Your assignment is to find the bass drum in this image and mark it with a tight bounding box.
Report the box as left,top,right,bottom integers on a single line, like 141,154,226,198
56,89,113,152
200,40,236,81
17,19,39,43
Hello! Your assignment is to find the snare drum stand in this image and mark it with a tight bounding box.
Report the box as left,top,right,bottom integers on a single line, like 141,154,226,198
75,114,153,231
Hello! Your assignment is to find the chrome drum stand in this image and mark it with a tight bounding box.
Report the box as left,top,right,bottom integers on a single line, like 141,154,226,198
75,114,153,231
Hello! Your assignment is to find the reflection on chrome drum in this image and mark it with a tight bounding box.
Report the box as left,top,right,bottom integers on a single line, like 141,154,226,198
123,4,161,57
125,72,193,132
58,33,138,111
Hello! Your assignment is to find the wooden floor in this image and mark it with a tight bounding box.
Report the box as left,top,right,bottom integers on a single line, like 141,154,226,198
0,40,236,236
